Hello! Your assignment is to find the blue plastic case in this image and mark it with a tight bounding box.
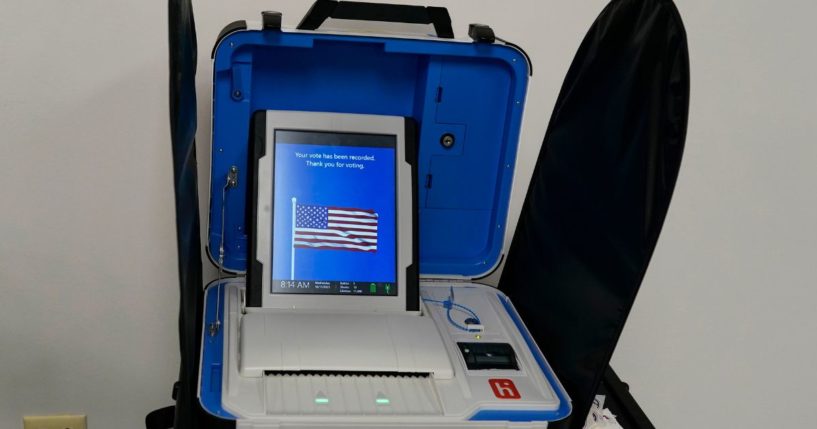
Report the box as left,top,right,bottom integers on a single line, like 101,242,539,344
208,26,530,279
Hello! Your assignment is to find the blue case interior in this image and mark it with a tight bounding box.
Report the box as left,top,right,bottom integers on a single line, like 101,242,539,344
209,30,529,277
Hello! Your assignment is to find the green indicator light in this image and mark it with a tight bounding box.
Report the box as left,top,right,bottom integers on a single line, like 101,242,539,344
375,398,390,405
315,396,329,404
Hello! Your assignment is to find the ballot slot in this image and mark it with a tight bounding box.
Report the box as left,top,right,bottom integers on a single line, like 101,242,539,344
263,370,432,378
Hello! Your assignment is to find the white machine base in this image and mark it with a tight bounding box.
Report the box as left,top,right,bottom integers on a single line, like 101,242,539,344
199,280,570,428
239,310,454,379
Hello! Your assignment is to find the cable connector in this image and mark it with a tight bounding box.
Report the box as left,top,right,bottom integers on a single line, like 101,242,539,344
465,323,484,332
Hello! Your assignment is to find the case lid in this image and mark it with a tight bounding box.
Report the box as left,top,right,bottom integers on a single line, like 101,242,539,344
208,25,529,279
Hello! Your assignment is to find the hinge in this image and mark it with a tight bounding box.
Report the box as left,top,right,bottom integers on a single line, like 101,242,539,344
261,11,283,31
468,23,496,44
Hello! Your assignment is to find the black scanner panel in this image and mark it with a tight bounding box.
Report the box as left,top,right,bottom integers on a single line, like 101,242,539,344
457,342,519,370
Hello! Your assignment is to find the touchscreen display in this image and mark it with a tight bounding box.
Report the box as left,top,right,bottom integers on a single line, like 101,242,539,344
271,130,397,296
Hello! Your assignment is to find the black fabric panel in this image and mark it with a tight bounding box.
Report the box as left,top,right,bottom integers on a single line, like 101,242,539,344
168,0,202,427
498,1,689,427
145,405,175,429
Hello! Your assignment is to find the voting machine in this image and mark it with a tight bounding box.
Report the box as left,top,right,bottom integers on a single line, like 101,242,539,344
193,5,571,428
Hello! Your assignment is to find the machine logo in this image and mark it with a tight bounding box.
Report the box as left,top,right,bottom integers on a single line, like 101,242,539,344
488,378,521,399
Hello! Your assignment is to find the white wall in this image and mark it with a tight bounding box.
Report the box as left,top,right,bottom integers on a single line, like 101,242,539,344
0,1,814,428
0,1,180,427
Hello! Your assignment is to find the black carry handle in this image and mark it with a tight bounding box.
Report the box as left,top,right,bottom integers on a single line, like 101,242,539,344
297,0,454,39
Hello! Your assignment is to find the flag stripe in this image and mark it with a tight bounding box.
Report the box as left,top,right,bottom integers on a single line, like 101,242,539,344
294,234,377,244
327,222,378,231
327,216,378,224
294,241,377,251
294,227,377,237
328,208,377,217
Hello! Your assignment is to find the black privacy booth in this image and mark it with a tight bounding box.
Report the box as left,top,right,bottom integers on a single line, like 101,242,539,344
154,0,689,428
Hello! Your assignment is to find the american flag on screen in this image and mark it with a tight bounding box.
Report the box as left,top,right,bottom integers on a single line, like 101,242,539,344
294,204,378,252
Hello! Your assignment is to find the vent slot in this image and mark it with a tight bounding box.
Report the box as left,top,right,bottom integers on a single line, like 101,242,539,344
263,372,442,415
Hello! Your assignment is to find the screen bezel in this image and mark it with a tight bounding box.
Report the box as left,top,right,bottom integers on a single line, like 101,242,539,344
270,130,397,297
251,110,417,313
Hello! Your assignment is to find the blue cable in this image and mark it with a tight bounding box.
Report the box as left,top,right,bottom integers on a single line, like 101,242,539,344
422,294,482,332
446,307,472,331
